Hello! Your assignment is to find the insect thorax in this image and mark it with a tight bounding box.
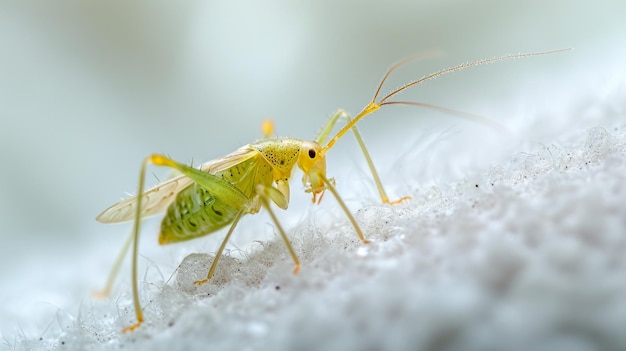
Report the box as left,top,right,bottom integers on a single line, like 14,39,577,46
251,138,303,175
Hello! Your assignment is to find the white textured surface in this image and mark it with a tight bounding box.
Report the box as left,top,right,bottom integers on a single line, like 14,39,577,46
10,100,626,350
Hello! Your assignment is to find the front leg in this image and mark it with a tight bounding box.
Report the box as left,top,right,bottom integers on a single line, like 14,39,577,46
317,109,411,205
257,184,300,273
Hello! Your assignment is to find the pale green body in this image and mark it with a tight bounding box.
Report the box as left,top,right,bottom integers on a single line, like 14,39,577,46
160,138,302,244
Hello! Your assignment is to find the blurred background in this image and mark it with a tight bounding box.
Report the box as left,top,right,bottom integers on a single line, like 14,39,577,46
1,0,624,340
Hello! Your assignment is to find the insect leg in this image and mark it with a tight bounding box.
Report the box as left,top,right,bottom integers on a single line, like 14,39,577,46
194,209,246,285
315,109,345,146
257,185,300,273
93,227,133,298
122,154,250,333
343,111,410,204
121,155,154,333
147,155,251,285
315,172,370,244
318,109,409,205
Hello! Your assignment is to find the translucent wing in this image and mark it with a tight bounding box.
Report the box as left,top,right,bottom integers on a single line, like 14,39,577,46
201,145,259,174
96,146,259,224
96,174,194,224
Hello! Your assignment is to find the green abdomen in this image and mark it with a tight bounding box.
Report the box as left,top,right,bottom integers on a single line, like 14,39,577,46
158,157,272,244
159,184,240,244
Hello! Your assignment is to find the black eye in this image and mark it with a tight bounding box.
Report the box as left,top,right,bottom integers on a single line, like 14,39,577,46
308,149,316,158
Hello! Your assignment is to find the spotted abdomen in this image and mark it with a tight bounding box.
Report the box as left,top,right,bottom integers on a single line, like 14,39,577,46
158,184,240,244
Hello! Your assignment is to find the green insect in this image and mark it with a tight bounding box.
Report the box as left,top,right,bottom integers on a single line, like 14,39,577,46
95,49,569,332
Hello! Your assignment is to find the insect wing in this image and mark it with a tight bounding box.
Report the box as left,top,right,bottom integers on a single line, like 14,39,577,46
96,174,195,224
96,146,258,224
201,145,258,174
158,157,252,243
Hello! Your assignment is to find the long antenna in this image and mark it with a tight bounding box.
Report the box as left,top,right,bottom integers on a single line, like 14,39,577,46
321,48,571,154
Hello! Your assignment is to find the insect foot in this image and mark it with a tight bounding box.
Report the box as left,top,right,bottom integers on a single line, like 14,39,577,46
122,321,143,334
386,195,412,205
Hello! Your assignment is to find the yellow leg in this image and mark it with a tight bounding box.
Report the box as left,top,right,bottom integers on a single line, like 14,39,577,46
194,210,245,285
112,153,250,332
318,109,411,205
318,173,370,244
257,185,301,273
121,154,193,333
120,155,156,333
341,111,411,204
